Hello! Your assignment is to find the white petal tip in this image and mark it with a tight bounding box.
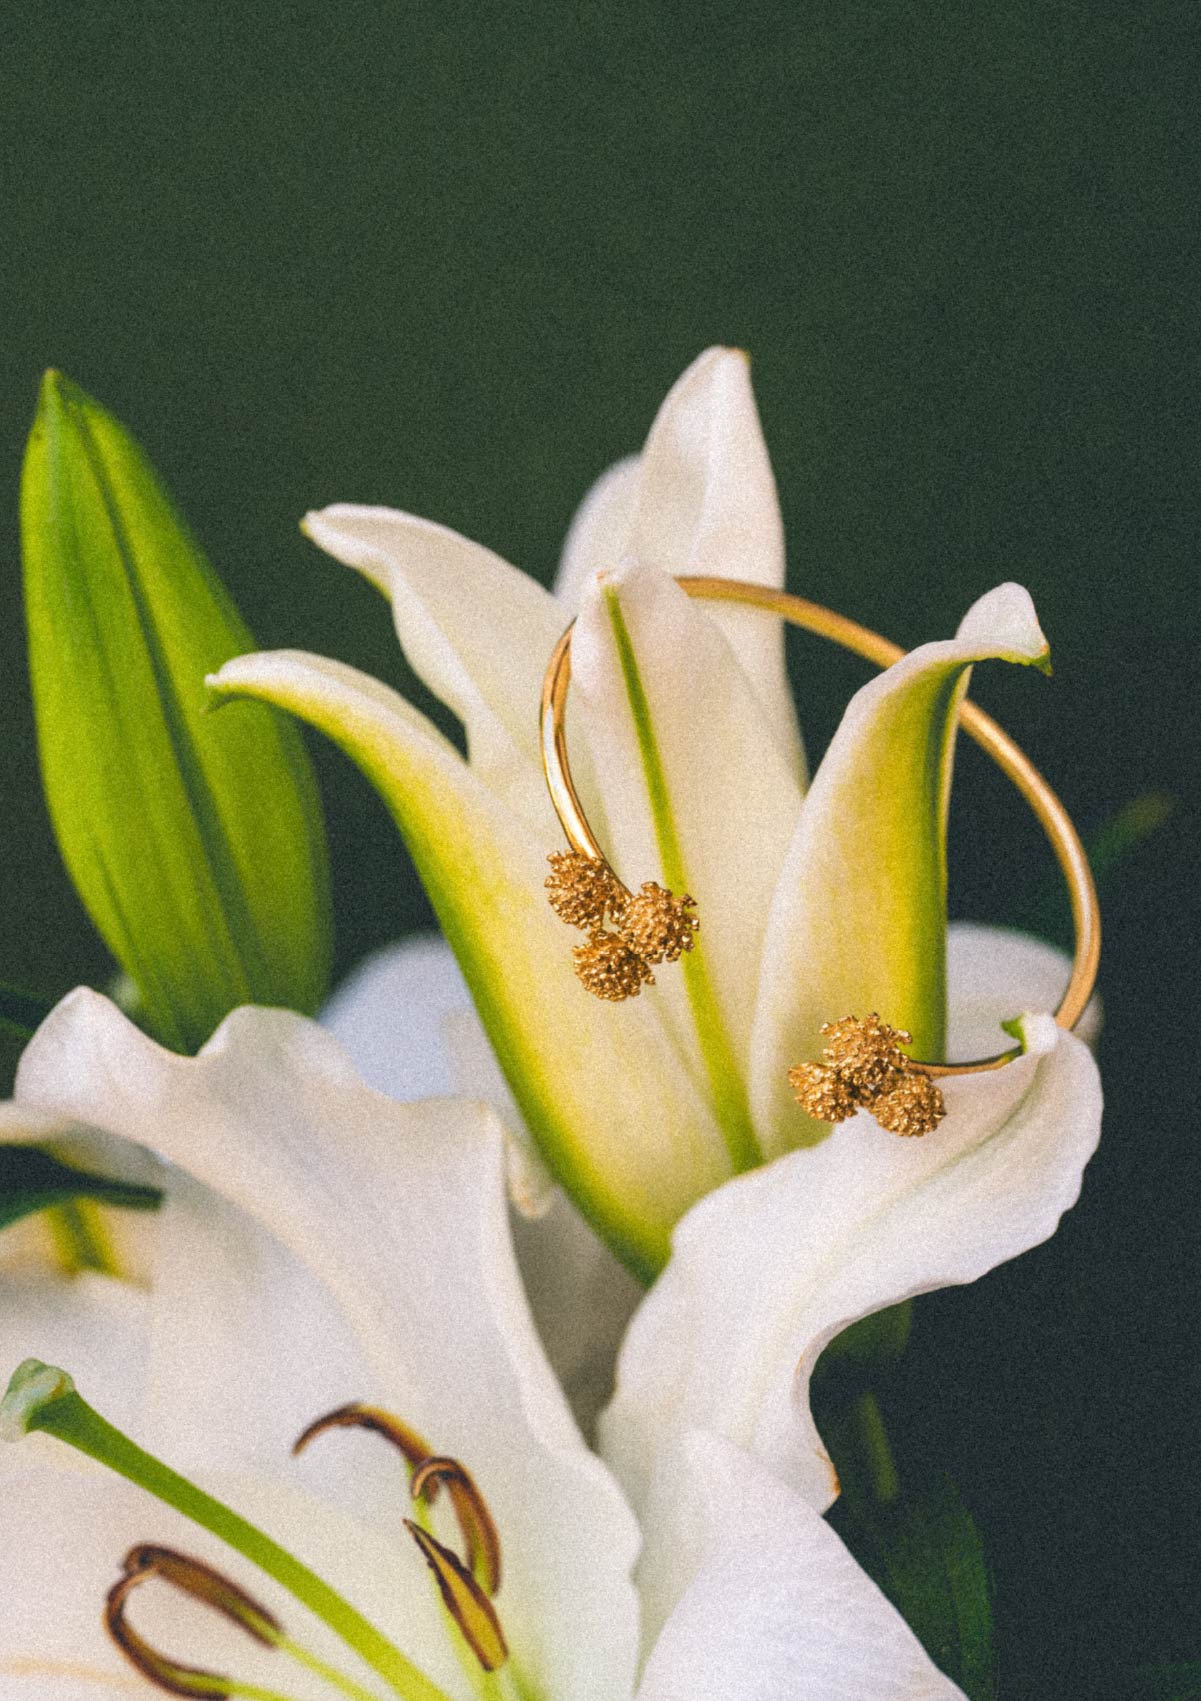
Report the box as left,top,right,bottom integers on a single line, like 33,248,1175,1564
1003,1010,1060,1056
957,582,1051,667
0,1359,75,1441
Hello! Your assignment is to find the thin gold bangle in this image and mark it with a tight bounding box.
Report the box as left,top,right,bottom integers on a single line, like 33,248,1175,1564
539,574,1100,1079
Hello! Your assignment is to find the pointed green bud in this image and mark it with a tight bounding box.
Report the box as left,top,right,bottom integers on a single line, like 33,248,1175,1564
0,1357,75,1441
20,373,332,1053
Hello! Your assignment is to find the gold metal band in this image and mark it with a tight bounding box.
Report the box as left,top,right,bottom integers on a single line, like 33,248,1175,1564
540,575,1100,1077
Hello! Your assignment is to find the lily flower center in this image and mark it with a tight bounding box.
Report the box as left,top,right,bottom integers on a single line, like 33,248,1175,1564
2,1362,532,1701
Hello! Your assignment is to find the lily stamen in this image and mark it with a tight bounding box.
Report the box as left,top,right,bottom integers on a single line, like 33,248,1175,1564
297,1404,505,1598
410,1455,502,1596
104,1544,288,1700
293,1402,431,1471
295,1402,512,1675
403,1523,508,1674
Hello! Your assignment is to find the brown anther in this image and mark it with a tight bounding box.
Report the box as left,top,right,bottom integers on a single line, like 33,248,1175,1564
405,1521,509,1673
296,1406,505,1598
787,1061,858,1124
545,851,625,930
572,930,654,1001
293,1401,431,1470
871,1073,947,1137
105,1544,280,1698
819,1013,911,1101
616,882,699,965
411,1455,503,1596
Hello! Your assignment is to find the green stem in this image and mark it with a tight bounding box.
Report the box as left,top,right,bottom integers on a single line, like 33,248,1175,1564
279,1634,390,1701
605,588,761,1174
31,1389,454,1701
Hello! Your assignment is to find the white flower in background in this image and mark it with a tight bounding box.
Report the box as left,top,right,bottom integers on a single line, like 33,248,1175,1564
0,990,965,1699
205,347,1102,1499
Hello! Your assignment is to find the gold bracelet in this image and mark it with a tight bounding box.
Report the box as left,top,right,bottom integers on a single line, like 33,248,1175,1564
539,576,1100,1134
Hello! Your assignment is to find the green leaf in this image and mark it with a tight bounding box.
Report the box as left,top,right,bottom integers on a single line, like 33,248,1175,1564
0,981,54,1043
0,1145,161,1231
831,1473,998,1700
21,373,332,1053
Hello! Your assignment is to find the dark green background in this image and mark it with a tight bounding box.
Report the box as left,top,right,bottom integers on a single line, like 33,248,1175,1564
2,3,1198,1695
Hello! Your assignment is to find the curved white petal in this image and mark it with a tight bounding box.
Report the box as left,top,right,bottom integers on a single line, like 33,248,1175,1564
947,922,1102,1058
751,584,1051,1157
572,562,801,1163
556,455,641,609
322,933,469,1101
600,1015,1101,1517
209,649,730,1277
635,1433,965,1701
14,991,642,1701
303,505,565,830
630,349,802,779
558,350,803,781
321,933,632,1426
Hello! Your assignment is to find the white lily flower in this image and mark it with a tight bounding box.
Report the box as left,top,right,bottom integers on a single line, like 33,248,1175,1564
207,348,1100,1293
201,348,1102,1508
0,990,965,1699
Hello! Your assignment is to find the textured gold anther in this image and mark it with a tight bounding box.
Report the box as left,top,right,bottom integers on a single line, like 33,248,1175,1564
872,1073,947,1137
617,882,699,965
572,930,654,1001
790,1013,946,1137
819,1013,910,1100
786,1061,859,1124
544,851,625,930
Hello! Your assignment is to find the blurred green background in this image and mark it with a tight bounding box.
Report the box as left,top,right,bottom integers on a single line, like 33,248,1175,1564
1,2,1197,1694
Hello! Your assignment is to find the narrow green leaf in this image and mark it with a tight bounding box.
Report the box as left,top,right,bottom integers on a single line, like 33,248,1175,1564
0,981,54,1042
21,373,332,1052
0,1145,161,1231
831,1474,998,1701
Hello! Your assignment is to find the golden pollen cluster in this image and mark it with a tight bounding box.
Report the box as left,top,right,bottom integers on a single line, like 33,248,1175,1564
618,881,699,964
546,851,698,1000
544,850,624,929
572,930,655,1000
788,1013,946,1137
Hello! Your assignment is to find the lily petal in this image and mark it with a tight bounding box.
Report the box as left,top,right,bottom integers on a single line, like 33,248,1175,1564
751,583,1051,1156
559,348,804,780
209,649,730,1277
302,505,567,830
572,562,802,1170
15,989,642,1701
634,1432,965,1700
323,931,640,1433
600,1015,1101,1516
947,922,1102,1057
556,455,641,609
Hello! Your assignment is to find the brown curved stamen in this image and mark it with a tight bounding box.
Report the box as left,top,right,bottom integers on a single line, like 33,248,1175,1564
293,1401,431,1469
403,1522,508,1674
295,1405,504,1598
410,1456,502,1596
104,1544,280,1697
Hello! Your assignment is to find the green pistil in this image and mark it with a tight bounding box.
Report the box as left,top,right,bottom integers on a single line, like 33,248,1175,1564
605,587,761,1175
7,1365,454,1701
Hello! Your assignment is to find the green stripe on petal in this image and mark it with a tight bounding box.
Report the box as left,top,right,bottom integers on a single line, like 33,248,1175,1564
604,589,760,1174
208,651,730,1280
750,583,1051,1157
